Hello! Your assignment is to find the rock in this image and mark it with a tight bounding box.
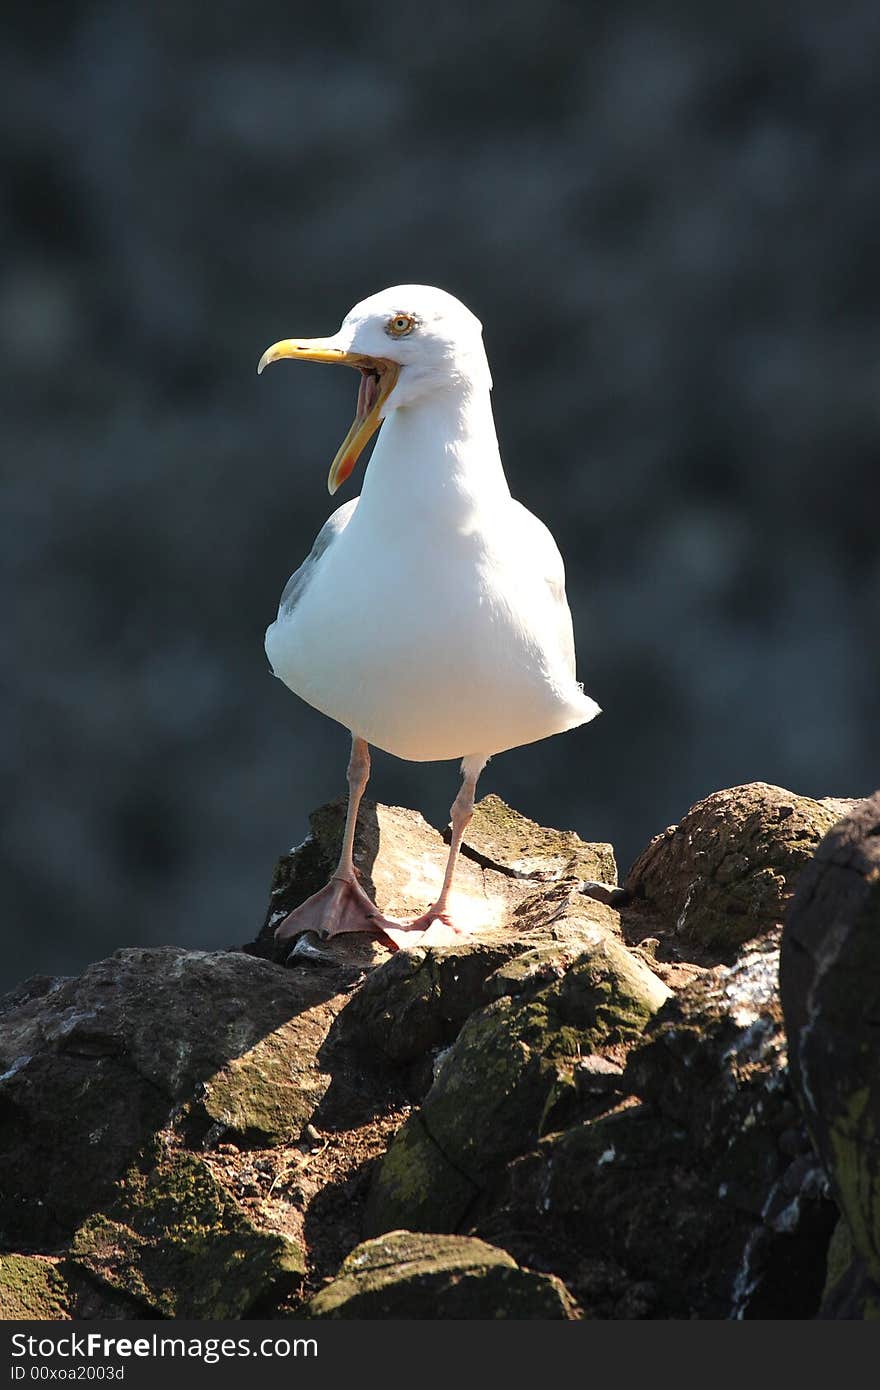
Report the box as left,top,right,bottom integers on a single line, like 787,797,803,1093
365,1111,482,1235
0,946,346,1243
818,1218,880,1319
365,931,670,1235
3,788,869,1321
574,1054,624,1098
305,1230,574,1319
0,1255,70,1319
197,1025,331,1147
624,933,787,1141
0,1253,145,1320
626,783,858,956
483,931,836,1318
331,882,621,1071
70,1145,304,1319
252,796,618,964
626,931,837,1317
456,794,617,886
780,790,880,1316
581,881,629,906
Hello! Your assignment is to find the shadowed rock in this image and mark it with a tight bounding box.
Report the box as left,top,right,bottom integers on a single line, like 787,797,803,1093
780,790,880,1318
0,947,351,1243
70,1144,303,1318
483,931,836,1319
0,787,869,1320
365,929,670,1236
305,1230,574,1318
330,881,622,1074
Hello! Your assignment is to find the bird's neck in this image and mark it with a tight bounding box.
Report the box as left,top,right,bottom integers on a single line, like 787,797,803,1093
358,379,510,526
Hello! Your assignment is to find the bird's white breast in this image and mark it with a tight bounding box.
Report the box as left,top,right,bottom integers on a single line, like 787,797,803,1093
266,387,599,761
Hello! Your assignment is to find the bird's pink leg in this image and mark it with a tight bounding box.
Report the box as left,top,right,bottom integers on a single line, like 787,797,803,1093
275,735,402,944
382,754,487,948
429,764,481,919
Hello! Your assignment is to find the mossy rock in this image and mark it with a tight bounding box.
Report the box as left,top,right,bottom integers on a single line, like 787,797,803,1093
624,932,786,1141
462,794,617,885
0,1255,70,1319
366,933,669,1234
484,941,590,1000
819,1219,880,1319
197,1024,331,1145
333,888,621,1068
0,946,341,1244
484,932,836,1319
70,1147,304,1318
626,782,855,956
252,795,619,964
306,1230,575,1319
361,1111,479,1234
781,791,880,1307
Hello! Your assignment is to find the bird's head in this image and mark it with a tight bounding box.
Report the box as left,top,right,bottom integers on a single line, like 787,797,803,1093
258,284,490,494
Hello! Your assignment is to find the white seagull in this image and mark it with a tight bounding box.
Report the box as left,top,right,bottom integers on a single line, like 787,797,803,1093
258,285,600,950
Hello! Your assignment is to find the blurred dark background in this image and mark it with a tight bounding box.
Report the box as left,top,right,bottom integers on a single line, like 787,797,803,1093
3,1,878,991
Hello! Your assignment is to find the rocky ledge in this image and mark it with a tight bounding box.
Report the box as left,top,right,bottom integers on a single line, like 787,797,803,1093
0,783,876,1320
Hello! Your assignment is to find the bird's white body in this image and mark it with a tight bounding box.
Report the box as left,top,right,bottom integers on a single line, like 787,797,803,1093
265,331,599,762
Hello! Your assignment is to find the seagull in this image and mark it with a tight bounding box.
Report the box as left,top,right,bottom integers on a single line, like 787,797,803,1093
258,285,600,951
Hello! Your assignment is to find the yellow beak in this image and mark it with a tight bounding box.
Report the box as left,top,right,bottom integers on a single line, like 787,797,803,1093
257,337,400,494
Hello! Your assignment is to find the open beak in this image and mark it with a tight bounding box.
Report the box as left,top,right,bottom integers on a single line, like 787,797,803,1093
257,337,400,494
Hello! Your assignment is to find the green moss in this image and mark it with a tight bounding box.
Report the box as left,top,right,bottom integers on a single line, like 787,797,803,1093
364,1113,478,1237
0,1255,70,1319
199,1027,329,1146
821,1217,855,1310
71,1148,304,1318
466,794,617,885
368,934,669,1233
828,1088,879,1280
307,1232,574,1319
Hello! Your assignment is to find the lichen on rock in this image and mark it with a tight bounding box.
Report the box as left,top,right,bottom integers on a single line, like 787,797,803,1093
2,785,874,1320
485,932,836,1318
459,794,617,886
781,790,880,1317
332,882,622,1072
306,1230,574,1319
626,782,858,956
365,929,670,1236
0,1254,71,1320
70,1145,304,1319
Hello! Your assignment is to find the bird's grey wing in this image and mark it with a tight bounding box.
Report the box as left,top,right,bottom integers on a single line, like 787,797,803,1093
277,497,358,616
510,499,577,681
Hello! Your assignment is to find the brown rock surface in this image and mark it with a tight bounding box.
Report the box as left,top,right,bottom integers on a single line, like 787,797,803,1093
625,782,859,956
1,786,871,1320
0,947,351,1244
306,1230,574,1319
253,795,619,962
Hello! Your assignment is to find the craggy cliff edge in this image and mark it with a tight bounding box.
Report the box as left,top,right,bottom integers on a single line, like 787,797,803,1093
1,783,877,1320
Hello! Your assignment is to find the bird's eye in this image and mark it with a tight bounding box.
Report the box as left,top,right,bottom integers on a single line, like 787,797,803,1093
386,313,416,338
